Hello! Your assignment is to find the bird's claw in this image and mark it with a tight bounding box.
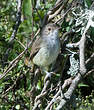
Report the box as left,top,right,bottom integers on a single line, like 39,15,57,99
44,71,52,82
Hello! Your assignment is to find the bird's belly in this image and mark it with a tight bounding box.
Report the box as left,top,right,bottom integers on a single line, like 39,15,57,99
33,45,59,67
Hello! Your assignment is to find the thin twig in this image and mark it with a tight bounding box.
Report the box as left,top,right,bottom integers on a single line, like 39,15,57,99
0,29,40,80
2,0,22,67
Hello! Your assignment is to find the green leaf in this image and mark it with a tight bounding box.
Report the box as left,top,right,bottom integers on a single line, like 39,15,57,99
15,105,20,110
22,0,32,18
22,0,32,27
37,80,42,90
78,83,89,88
84,0,92,8
55,74,60,77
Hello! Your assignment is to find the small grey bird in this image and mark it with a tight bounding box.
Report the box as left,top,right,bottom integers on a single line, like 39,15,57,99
30,23,60,76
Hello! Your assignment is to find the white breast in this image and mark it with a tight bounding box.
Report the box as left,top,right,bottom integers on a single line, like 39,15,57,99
33,30,60,67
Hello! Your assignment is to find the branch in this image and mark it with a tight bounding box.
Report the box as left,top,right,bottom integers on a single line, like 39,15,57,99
9,0,22,43
45,77,73,110
48,0,69,21
2,0,22,67
0,50,26,80
56,74,81,110
85,69,94,77
0,29,40,80
32,74,51,110
55,11,93,109
42,0,69,26
86,53,94,64
1,70,29,98
56,53,94,110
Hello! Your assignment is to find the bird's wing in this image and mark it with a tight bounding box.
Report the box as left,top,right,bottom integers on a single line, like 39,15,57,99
30,37,42,60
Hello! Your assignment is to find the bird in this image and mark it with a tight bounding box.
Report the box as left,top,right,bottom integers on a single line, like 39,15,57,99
28,23,61,78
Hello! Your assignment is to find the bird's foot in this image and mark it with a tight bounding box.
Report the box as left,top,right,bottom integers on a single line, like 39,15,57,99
44,71,53,83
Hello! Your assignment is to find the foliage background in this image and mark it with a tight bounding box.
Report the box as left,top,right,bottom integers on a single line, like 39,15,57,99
0,0,94,110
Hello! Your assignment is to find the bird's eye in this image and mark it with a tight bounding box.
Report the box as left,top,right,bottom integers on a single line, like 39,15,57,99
48,28,51,31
